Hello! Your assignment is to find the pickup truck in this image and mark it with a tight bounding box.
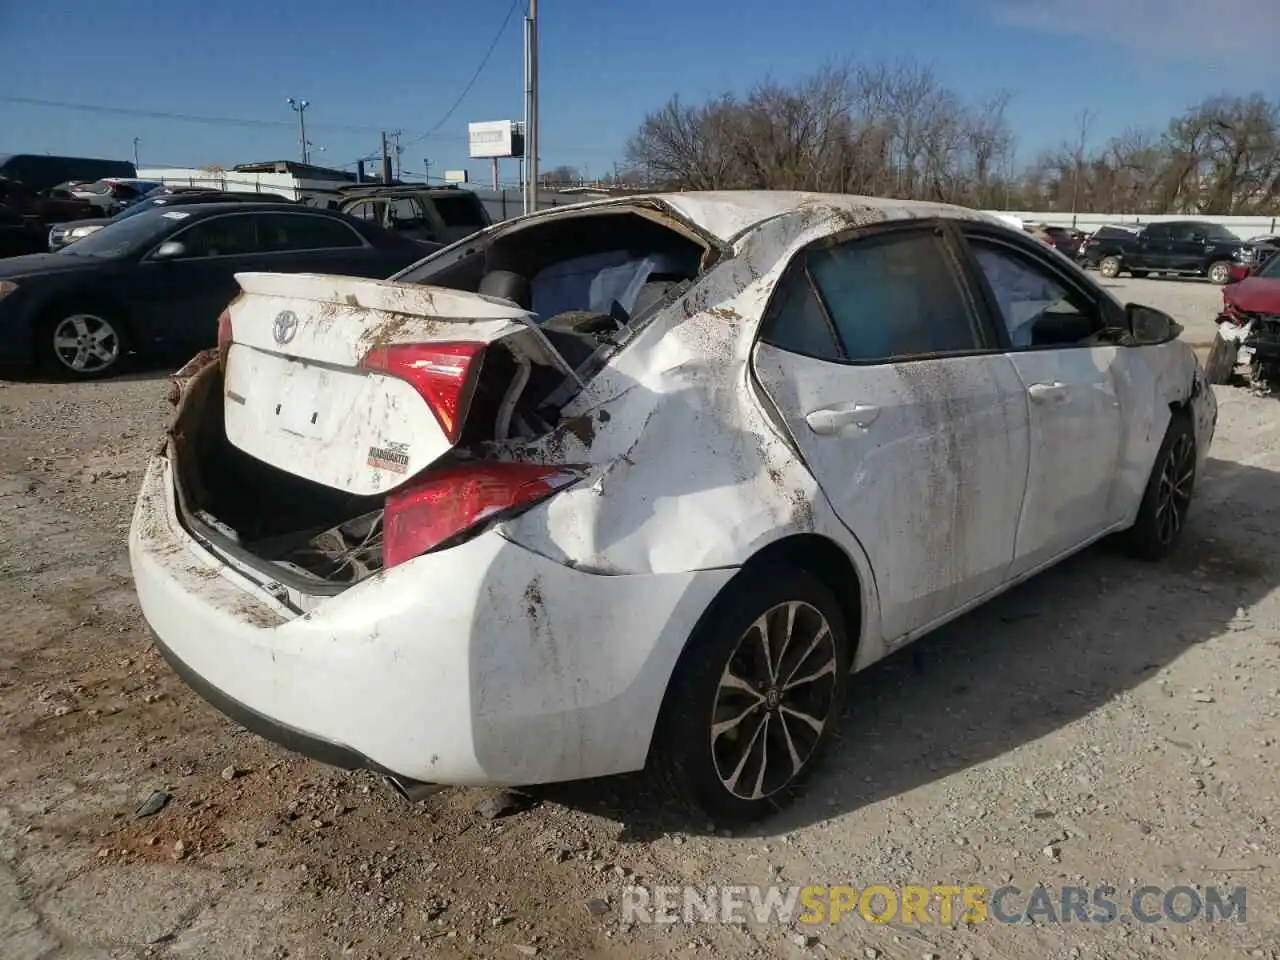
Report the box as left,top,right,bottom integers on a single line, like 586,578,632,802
1080,219,1263,285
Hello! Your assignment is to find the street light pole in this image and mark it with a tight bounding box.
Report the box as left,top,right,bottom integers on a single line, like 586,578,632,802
286,98,310,165
132,137,140,168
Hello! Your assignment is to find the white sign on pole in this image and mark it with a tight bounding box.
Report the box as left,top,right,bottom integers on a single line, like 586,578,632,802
468,121,516,159
443,170,469,183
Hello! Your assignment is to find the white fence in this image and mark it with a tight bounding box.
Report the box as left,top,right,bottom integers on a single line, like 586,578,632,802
138,167,578,223
986,210,1280,240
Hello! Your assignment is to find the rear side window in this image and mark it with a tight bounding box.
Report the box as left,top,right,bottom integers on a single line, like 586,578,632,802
344,199,382,222
257,213,364,251
807,230,982,362
758,264,842,361
433,194,487,228
388,197,428,232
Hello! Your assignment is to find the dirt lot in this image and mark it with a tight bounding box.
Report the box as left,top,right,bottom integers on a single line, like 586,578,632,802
2,276,1278,960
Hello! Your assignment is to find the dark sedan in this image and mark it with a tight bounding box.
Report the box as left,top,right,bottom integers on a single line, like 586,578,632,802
48,190,299,251
0,203,435,379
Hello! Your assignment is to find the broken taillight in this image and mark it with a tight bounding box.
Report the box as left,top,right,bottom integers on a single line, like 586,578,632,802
361,341,485,444
381,462,585,568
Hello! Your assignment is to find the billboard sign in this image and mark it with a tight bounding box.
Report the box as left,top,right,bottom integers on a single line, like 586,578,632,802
468,121,523,159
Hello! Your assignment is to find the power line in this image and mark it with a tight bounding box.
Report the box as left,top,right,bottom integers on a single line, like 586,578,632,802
404,0,521,147
0,95,452,139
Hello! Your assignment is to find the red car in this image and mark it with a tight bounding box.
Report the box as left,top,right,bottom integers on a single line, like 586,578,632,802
1207,255,1280,389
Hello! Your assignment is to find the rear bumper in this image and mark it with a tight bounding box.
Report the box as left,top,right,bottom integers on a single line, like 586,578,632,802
128,455,733,785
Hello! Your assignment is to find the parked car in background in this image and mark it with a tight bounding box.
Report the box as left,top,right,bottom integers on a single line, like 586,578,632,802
0,203,432,379
64,178,167,214
129,192,1215,823
49,191,299,251
1083,220,1261,284
1026,223,1083,258
0,154,136,194
338,184,491,247
0,177,97,256
1206,250,1280,391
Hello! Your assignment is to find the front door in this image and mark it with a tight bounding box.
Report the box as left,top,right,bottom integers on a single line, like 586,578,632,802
964,231,1126,577
752,224,1030,642
133,211,272,354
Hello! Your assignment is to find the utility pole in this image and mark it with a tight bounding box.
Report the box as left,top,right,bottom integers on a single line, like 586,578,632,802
389,130,403,180
287,98,310,164
423,159,431,183
132,138,140,168
380,131,393,184
522,0,539,214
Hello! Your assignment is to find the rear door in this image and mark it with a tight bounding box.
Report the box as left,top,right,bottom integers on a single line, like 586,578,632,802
961,227,1127,577
751,223,1030,642
1138,223,1172,270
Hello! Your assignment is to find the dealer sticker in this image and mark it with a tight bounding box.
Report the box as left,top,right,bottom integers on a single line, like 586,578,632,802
367,441,410,473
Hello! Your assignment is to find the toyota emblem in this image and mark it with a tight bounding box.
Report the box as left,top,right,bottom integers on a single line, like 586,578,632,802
272,310,299,346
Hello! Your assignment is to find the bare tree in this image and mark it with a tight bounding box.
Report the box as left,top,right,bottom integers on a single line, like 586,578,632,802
623,62,1280,215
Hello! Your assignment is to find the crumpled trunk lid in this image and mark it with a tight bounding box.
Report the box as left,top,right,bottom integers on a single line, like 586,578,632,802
221,272,535,497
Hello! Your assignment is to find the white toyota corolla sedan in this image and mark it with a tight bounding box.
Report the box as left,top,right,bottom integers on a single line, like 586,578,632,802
128,191,1217,823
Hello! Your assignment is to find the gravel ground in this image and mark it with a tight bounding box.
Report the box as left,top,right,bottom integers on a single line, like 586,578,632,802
2,275,1278,960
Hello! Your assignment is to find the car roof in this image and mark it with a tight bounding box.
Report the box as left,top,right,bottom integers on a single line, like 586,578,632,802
520,190,1002,244
145,201,339,217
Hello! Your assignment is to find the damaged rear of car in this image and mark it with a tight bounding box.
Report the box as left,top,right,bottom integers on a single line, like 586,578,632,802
1205,259,1280,393
132,190,1215,825
131,195,784,812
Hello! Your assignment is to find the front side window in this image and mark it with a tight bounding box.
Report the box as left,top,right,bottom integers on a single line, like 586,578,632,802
969,238,1099,348
171,214,260,258
806,230,982,362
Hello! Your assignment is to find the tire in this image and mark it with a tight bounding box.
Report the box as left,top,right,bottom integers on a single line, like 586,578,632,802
36,304,130,380
1203,331,1237,385
1207,261,1233,285
651,566,852,825
1123,413,1197,561
1130,269,1149,279
1098,256,1123,279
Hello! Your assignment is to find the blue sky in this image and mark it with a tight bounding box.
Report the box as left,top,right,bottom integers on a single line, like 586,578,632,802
1,0,1275,186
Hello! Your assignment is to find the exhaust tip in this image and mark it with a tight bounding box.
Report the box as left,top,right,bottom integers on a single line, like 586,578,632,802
385,775,445,804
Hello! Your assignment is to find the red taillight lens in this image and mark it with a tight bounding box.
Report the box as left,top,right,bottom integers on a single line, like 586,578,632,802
362,341,485,444
216,309,233,352
381,462,585,568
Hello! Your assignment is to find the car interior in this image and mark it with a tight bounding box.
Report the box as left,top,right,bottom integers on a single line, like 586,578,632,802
401,211,708,428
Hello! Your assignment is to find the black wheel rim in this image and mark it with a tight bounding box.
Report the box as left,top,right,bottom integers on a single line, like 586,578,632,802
710,601,838,801
1155,433,1196,545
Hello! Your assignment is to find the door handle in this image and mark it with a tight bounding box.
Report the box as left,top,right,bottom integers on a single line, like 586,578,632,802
805,404,880,435
1027,381,1068,403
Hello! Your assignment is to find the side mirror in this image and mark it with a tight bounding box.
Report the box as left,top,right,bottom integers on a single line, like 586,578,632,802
153,240,187,260
1189,232,1206,243
1125,303,1182,345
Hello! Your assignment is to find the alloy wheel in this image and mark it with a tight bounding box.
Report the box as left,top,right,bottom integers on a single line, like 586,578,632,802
52,314,121,374
710,600,839,801
1209,263,1231,284
1154,433,1195,544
